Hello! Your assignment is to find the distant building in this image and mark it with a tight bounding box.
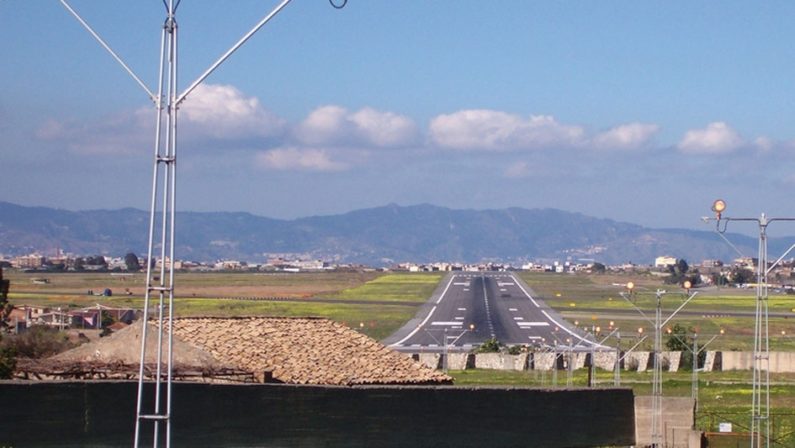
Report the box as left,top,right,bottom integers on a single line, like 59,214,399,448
654,256,677,268
12,254,45,269
701,259,723,268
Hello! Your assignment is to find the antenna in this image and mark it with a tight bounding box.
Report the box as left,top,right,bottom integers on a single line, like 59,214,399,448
58,1,347,446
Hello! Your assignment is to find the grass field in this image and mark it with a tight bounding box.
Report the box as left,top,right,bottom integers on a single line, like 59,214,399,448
325,272,443,302
6,271,440,340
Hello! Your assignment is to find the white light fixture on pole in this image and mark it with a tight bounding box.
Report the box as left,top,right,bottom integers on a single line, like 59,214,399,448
620,281,698,448
703,199,795,448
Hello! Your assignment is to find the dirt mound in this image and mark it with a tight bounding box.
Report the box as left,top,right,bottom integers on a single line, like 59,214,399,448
51,320,222,369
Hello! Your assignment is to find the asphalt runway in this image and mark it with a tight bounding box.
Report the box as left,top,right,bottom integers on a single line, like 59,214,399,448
384,271,605,352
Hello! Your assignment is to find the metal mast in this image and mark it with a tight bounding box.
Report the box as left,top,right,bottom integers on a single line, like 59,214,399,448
620,282,697,447
134,1,179,445
59,1,347,446
704,200,795,448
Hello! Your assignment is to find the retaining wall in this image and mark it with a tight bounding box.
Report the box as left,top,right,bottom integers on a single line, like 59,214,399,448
409,350,789,372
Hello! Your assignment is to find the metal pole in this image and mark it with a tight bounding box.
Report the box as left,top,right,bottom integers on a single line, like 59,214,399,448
751,215,770,448
443,328,448,373
692,333,698,408
614,332,621,387
651,290,663,448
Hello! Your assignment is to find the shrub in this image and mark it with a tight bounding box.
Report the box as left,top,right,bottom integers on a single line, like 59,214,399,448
474,337,502,353
5,326,76,359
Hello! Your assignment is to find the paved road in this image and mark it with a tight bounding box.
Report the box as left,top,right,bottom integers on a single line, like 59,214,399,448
384,271,604,352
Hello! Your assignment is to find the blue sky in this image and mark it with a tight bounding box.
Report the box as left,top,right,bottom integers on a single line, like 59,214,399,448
2,1,795,232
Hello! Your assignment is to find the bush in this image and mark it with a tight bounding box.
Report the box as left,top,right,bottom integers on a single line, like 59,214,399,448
5,326,76,359
0,335,15,379
474,337,502,353
506,345,525,355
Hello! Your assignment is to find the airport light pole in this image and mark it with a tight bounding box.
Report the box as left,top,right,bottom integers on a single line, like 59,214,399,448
620,281,698,448
703,199,795,448
424,324,474,373
614,331,648,387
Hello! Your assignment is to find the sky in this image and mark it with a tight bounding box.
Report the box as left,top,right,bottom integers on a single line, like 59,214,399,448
2,1,795,233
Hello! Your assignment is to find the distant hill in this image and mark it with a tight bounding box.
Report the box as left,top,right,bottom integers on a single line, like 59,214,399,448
0,201,775,266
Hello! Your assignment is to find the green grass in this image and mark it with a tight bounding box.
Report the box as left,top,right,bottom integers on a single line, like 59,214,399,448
7,272,436,341
325,272,443,302
172,298,416,340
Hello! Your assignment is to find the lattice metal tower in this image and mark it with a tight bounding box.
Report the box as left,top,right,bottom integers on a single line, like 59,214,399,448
59,1,346,446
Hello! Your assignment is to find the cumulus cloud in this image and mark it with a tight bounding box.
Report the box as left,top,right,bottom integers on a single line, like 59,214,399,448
295,105,418,148
591,123,659,150
676,122,744,154
255,147,348,172
182,84,286,139
429,109,586,151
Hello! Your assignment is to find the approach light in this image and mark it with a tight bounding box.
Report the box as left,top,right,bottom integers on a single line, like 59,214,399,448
720,329,725,335
712,199,727,218
683,280,692,291
626,281,635,291
638,327,644,334
469,323,475,331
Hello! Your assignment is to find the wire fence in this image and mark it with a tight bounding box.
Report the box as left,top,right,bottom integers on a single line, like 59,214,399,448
698,410,795,447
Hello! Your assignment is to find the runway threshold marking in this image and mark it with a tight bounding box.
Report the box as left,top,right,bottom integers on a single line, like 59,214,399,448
389,274,458,347
517,321,549,327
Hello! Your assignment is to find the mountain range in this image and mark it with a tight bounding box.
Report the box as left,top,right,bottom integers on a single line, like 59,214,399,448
0,201,776,266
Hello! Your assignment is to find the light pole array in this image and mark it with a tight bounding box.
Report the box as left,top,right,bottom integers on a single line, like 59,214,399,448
620,281,698,448
703,199,795,448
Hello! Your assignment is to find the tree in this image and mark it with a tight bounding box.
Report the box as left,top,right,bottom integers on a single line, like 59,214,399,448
664,258,691,285
731,267,755,285
0,337,15,379
124,252,141,271
0,267,11,330
665,323,703,371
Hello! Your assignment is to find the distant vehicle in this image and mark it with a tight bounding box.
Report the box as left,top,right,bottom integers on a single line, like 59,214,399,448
103,288,113,297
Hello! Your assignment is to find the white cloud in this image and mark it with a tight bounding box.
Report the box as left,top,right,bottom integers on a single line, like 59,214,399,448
504,161,531,178
592,123,659,150
181,83,286,139
349,107,418,147
676,122,744,154
36,113,151,156
255,147,348,172
429,109,585,151
295,105,417,148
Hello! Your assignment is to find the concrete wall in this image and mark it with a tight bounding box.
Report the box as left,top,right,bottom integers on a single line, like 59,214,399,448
634,396,696,448
474,352,527,370
720,351,795,373
0,382,636,448
410,350,793,373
